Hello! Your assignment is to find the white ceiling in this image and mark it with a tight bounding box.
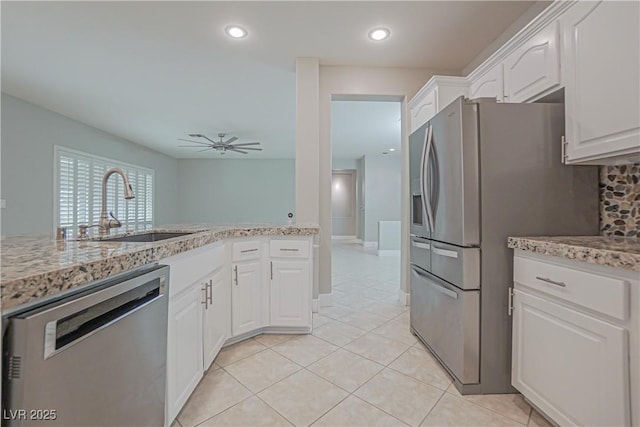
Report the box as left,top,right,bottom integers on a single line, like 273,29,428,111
332,100,401,159
1,1,536,159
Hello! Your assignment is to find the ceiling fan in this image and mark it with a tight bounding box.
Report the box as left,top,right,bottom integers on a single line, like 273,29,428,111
178,133,262,154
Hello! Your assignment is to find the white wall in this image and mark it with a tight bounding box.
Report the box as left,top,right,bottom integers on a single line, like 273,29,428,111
0,93,179,235
176,159,295,224
363,154,402,243
315,65,439,297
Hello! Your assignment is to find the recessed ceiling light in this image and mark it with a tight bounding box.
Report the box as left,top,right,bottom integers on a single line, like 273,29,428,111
389,148,396,152
368,27,390,41
225,25,247,39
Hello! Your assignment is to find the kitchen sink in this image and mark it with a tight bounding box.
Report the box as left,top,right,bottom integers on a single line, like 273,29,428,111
102,232,195,242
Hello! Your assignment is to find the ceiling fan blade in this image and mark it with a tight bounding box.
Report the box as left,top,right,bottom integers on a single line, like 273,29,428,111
231,147,262,151
224,136,238,144
228,148,248,154
197,147,214,152
200,135,218,144
229,142,261,147
178,138,210,145
179,145,214,148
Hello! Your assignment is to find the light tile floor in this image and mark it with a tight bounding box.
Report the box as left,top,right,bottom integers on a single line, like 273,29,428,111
175,242,553,427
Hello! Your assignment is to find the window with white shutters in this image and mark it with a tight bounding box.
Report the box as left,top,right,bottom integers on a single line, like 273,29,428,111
55,146,154,238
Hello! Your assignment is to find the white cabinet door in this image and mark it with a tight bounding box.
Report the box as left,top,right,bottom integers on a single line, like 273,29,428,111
512,289,629,427
409,88,437,133
469,64,504,101
166,284,203,424
202,266,231,370
270,260,311,327
231,261,262,336
503,20,560,103
562,0,640,163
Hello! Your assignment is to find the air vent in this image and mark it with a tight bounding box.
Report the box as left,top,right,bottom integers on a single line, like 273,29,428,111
8,356,22,379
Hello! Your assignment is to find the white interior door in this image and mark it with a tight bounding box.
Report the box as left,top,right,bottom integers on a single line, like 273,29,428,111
331,170,356,237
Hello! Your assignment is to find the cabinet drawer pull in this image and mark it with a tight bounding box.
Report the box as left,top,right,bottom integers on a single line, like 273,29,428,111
280,248,299,252
240,248,258,253
433,247,458,258
535,276,567,288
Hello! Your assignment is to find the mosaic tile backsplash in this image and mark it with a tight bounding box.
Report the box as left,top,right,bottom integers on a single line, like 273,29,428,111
600,163,640,237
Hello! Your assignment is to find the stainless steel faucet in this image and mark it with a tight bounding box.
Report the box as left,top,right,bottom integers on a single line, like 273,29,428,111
99,168,135,236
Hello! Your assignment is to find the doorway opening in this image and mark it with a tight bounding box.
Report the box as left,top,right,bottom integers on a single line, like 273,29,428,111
329,98,403,314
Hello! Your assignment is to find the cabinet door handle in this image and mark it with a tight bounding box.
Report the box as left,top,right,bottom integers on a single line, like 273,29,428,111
270,261,273,280
208,279,213,305
234,265,238,285
201,284,208,309
535,276,567,288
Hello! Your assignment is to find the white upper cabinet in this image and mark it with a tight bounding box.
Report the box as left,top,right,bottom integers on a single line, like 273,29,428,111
561,0,640,164
503,20,561,103
469,64,504,101
409,76,469,133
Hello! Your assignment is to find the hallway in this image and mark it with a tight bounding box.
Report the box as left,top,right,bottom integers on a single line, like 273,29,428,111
175,242,546,427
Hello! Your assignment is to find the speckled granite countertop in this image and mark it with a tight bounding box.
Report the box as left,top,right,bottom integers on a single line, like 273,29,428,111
1,223,319,311
508,236,640,272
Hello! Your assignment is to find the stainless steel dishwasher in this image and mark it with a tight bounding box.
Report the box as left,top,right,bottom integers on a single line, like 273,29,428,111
2,264,169,427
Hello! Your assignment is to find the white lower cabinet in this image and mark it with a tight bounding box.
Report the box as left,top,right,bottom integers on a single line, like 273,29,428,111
511,252,637,427
231,261,262,336
202,266,231,369
270,260,311,327
512,289,629,426
166,283,203,424
166,236,313,425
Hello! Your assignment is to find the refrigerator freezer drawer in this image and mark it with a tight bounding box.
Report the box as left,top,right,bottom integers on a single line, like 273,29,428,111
431,241,480,290
410,236,431,272
410,265,480,384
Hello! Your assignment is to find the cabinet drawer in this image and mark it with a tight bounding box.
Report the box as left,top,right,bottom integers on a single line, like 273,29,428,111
232,240,262,262
166,242,225,297
269,240,310,258
513,255,628,320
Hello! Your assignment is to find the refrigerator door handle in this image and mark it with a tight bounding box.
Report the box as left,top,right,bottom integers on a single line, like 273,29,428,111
411,266,458,299
411,241,431,250
420,124,435,232
433,246,459,259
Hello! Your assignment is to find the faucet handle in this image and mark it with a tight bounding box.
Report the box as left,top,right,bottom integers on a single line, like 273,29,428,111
108,211,122,228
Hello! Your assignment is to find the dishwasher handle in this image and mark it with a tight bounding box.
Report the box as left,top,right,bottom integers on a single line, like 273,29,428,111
9,265,169,359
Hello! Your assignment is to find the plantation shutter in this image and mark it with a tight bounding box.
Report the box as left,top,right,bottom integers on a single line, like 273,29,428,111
55,147,154,238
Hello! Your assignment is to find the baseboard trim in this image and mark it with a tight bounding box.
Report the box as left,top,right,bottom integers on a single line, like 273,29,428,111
361,241,378,248
332,235,356,241
223,325,312,346
398,289,410,306
377,249,400,257
318,292,333,307
312,299,319,313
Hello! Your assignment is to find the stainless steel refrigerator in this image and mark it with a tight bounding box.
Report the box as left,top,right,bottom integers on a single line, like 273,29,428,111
409,97,599,394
